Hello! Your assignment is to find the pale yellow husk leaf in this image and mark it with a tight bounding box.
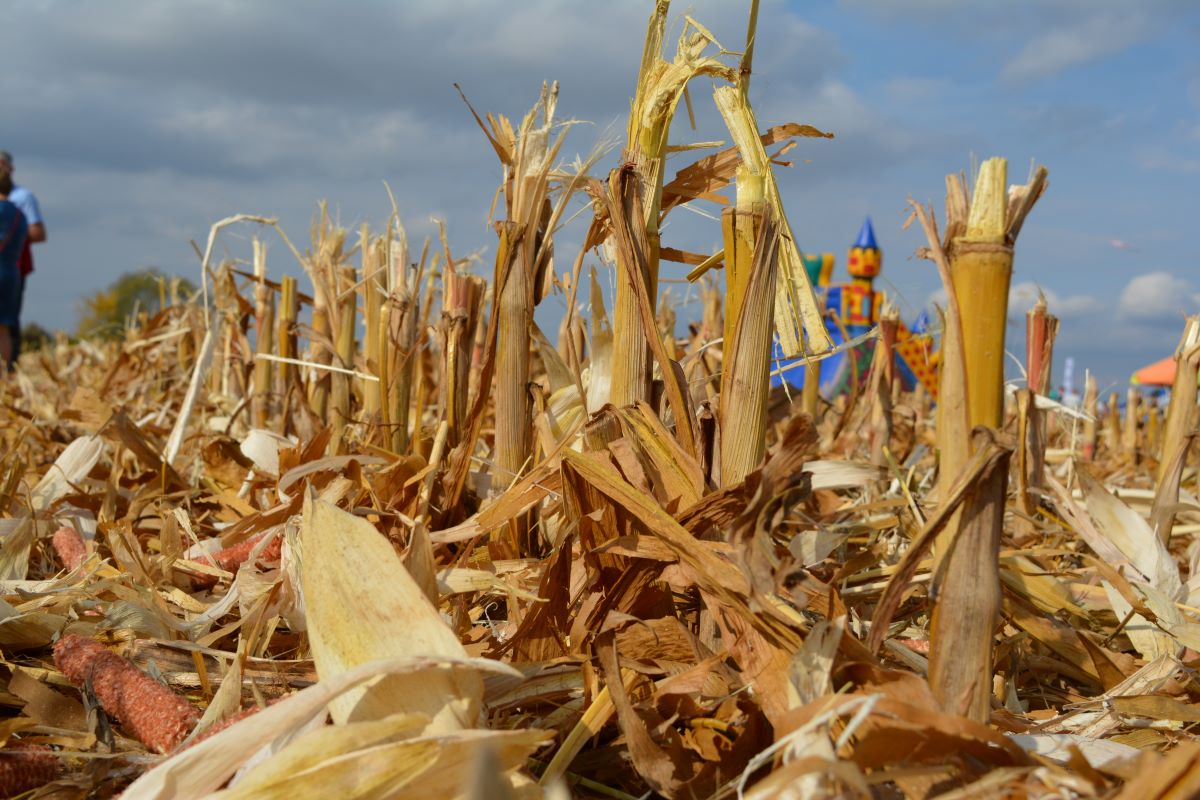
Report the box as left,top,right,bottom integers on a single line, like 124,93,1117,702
300,492,483,730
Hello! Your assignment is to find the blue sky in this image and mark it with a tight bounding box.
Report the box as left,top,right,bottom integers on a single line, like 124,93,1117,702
3,0,1198,390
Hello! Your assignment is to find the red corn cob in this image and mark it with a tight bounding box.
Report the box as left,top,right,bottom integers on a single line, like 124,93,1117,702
53,635,201,754
214,532,282,573
0,740,59,797
183,697,286,751
51,526,87,571
191,532,283,589
186,704,263,748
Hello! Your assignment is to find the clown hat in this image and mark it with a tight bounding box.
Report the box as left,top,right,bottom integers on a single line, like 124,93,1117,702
854,217,878,250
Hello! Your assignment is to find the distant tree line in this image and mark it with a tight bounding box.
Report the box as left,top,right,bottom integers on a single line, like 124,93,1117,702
75,267,197,340
18,268,198,355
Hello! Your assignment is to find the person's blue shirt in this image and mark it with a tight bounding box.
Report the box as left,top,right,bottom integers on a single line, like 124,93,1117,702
7,186,41,227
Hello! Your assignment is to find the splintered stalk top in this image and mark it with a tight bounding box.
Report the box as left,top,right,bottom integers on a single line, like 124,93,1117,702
952,157,1012,430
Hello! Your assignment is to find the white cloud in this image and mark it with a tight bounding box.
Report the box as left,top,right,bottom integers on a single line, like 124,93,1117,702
1001,12,1150,82
1008,282,1102,318
926,282,1102,320
1117,272,1200,320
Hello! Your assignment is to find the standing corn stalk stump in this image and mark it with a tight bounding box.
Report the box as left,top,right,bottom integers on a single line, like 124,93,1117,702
908,157,1049,722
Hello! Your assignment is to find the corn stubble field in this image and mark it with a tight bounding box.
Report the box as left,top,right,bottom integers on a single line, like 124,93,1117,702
4,3,1200,799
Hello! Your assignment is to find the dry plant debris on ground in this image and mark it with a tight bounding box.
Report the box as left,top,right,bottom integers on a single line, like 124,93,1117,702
1,304,1198,800
3,2,1200,799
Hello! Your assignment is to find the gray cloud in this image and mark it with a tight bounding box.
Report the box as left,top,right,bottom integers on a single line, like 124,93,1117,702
6,1,876,332
5,0,859,196
3,0,1194,391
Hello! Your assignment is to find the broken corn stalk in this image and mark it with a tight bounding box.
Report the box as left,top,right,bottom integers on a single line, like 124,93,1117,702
719,168,777,487
611,2,735,410
713,85,831,360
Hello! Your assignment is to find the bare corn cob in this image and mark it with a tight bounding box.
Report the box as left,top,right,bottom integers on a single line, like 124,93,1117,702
54,635,200,754
52,526,86,571
0,741,59,798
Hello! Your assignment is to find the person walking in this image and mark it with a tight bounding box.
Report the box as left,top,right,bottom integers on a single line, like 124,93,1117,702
0,169,28,368
0,151,45,366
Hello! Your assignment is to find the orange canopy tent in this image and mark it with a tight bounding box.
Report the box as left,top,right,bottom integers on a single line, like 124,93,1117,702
1130,356,1192,387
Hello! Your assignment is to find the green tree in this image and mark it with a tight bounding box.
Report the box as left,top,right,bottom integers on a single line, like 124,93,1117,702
76,268,197,338
20,322,52,353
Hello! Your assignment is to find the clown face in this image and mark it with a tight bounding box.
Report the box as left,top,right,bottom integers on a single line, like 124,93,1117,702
847,218,881,279
847,245,881,279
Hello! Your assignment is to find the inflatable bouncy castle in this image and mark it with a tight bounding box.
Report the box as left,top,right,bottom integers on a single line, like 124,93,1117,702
773,219,939,399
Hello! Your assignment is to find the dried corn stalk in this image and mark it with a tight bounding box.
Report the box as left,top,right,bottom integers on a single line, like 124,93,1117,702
463,82,578,554
908,157,1049,722
713,84,832,359
611,3,736,409
719,169,777,486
